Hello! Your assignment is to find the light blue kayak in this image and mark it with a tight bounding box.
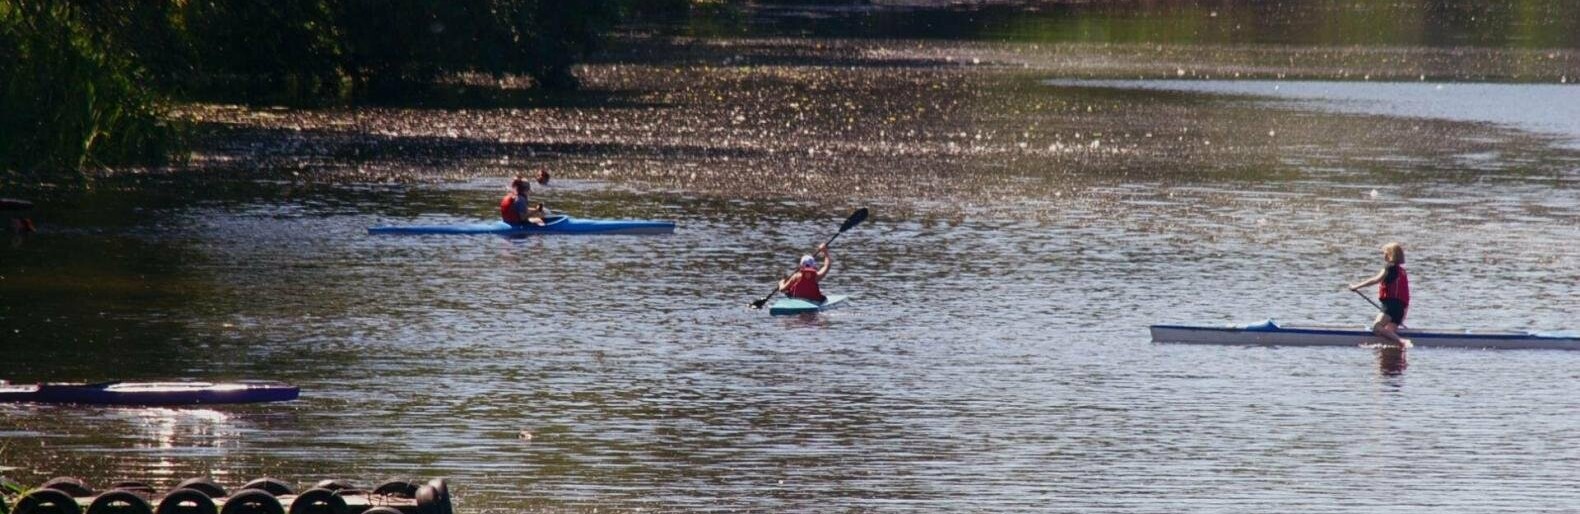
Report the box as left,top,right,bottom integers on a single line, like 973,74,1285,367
769,294,850,316
368,214,675,236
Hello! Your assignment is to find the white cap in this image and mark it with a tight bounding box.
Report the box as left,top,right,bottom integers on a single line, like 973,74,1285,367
799,255,817,268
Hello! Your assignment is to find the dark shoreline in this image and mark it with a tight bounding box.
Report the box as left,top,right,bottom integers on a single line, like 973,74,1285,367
7,34,1577,221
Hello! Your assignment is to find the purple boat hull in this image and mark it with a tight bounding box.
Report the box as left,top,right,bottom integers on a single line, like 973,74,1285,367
0,381,299,405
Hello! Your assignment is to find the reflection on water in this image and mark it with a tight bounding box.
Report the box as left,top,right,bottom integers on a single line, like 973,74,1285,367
6,4,1580,508
5,171,1580,510
1376,346,1409,376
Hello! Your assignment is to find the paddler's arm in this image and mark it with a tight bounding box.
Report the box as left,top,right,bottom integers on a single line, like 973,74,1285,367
815,244,832,279
527,202,546,226
1348,268,1387,291
778,274,798,292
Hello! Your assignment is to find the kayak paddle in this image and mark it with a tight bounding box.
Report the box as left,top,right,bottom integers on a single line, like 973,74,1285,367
749,207,869,309
1352,288,1384,312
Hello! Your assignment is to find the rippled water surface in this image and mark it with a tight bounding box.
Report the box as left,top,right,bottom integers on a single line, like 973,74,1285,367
7,3,1580,513
6,169,1580,512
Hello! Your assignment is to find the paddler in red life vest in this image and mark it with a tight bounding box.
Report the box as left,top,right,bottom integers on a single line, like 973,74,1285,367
1348,242,1411,347
500,176,545,226
778,244,832,302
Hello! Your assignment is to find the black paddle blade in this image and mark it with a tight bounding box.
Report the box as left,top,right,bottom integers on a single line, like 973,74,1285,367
841,207,869,232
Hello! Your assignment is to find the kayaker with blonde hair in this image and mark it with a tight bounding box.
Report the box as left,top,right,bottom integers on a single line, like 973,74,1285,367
1349,242,1411,347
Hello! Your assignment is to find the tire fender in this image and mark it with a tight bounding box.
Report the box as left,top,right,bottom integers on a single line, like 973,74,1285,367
284,488,345,514
154,489,217,514
86,491,154,514
16,488,83,514
217,489,283,514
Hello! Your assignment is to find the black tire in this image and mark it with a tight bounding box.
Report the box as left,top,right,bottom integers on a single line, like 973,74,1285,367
361,509,403,514
423,479,451,514
154,489,217,514
40,477,95,498
370,481,415,499
172,479,225,500
309,481,354,493
110,482,157,496
284,488,345,514
86,491,154,514
217,490,283,514
15,488,82,514
237,480,292,498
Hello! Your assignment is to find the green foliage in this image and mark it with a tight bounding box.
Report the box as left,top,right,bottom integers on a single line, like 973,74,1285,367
334,0,619,97
0,0,623,178
0,473,22,514
0,0,178,181
182,1,344,101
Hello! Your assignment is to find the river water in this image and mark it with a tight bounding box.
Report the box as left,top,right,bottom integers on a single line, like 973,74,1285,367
5,2,1580,513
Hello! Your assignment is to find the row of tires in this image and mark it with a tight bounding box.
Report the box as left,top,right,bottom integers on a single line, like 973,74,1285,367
2,477,451,514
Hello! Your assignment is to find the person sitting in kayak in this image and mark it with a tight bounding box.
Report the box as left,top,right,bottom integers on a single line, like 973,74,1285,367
1349,242,1411,347
779,244,831,302
500,176,545,226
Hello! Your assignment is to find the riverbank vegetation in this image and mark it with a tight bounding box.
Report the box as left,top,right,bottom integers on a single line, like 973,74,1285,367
0,2,176,182
0,0,635,182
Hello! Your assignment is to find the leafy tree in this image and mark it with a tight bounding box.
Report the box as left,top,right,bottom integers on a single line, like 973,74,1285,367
1,1,176,181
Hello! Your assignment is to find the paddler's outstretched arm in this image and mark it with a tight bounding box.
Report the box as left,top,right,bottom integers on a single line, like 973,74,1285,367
815,244,832,279
1348,268,1387,291
777,274,797,292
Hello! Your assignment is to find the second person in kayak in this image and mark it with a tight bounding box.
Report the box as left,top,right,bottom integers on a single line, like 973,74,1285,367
1349,242,1411,347
779,244,832,303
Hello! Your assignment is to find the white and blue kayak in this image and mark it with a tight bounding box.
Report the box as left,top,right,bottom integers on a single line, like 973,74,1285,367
1150,320,1580,350
368,214,675,236
769,294,850,316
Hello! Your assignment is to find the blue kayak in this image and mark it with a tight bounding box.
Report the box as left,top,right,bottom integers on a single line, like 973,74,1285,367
0,381,299,405
368,214,675,236
769,294,850,316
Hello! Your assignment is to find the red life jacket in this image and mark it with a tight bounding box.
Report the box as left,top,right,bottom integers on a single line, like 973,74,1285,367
786,268,825,302
1379,265,1409,304
500,194,522,224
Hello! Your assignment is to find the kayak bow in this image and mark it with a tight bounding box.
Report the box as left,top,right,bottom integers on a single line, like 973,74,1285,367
368,214,675,236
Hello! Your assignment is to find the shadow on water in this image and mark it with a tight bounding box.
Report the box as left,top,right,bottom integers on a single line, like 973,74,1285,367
351,83,674,111
193,122,773,176
647,0,1580,49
